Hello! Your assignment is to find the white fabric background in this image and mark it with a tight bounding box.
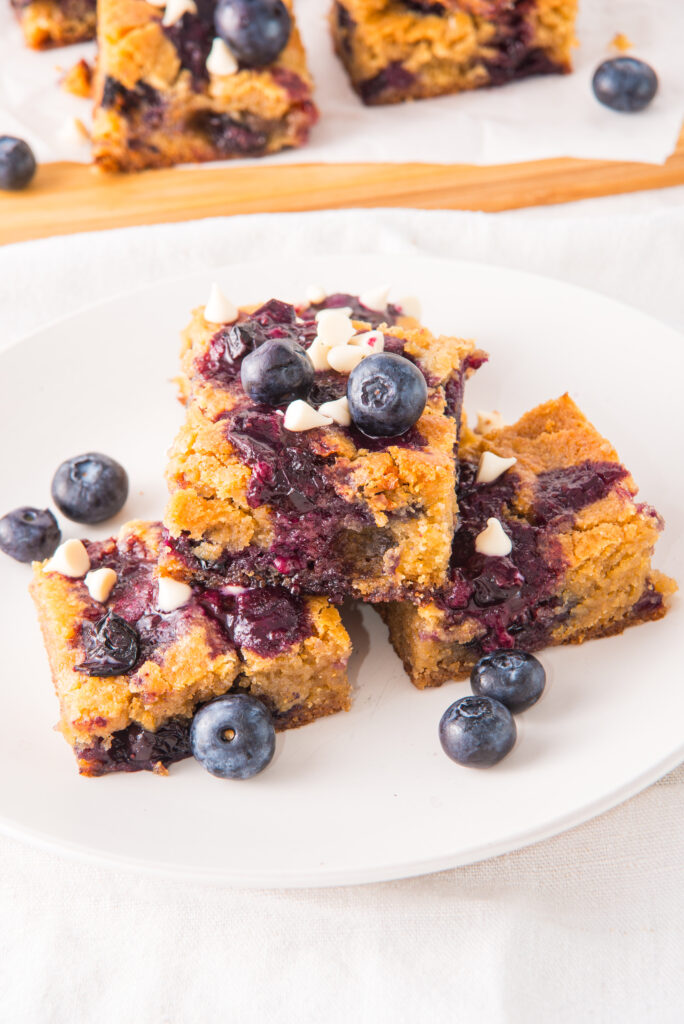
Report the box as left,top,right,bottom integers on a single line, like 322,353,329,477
1,195,683,1022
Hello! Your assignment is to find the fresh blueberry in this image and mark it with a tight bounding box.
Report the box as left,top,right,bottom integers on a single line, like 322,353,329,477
75,611,140,677
240,339,314,406
0,136,37,191
347,352,427,437
439,695,516,768
0,507,60,563
51,453,128,524
471,649,546,714
214,0,292,68
190,694,276,779
592,57,658,112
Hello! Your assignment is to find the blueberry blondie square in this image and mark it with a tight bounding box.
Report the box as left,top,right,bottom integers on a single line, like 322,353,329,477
92,0,318,171
331,0,577,105
381,395,676,688
162,290,485,602
10,0,96,48
30,520,352,775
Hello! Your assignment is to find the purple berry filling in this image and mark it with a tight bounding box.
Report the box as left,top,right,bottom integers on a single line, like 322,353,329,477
435,459,647,654
163,10,214,87
80,532,311,664
360,63,416,103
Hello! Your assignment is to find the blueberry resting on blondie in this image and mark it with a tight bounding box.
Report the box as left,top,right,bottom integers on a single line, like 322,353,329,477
10,0,96,48
331,0,578,105
162,289,485,601
30,521,352,775
92,0,318,171
380,395,676,687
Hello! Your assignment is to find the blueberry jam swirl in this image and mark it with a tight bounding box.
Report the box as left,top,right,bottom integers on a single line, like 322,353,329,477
436,459,639,653
79,530,311,666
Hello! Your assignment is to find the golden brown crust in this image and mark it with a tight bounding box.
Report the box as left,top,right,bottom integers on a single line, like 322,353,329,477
14,0,95,48
30,521,352,771
331,0,578,104
163,301,482,600
93,0,318,171
382,395,676,688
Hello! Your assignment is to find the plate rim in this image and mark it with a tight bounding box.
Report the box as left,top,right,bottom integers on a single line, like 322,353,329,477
1,251,681,888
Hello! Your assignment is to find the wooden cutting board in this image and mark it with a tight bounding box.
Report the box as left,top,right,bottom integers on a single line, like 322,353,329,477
1,125,683,245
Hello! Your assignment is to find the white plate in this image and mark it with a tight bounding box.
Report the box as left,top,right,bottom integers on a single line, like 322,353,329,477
0,254,682,888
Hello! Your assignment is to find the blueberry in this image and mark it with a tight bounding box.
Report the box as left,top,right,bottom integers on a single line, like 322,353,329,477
0,507,60,563
347,352,427,437
471,649,546,714
51,453,128,524
190,694,276,779
214,0,292,68
75,611,140,677
0,136,37,191
592,57,658,112
240,339,314,406
439,695,516,768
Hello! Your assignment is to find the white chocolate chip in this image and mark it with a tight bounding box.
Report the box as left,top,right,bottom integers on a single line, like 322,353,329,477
85,567,117,603
147,0,166,6
315,306,351,321
162,0,196,26
327,345,367,374
305,284,327,305
206,37,238,76
476,451,517,485
314,308,355,347
475,409,505,435
306,335,333,372
44,539,90,579
222,585,248,595
350,329,384,354
204,283,238,325
157,576,193,613
318,396,351,427
359,286,389,311
283,400,333,432
393,295,421,320
475,518,512,557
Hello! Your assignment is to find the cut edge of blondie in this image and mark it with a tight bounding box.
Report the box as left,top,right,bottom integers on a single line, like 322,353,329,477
380,394,677,688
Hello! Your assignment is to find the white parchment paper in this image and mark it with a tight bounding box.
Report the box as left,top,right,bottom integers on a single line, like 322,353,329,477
0,0,682,167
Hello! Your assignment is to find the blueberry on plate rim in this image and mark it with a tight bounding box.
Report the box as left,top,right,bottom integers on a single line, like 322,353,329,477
51,452,129,524
0,507,61,563
240,338,314,406
0,136,37,192
75,610,140,678
470,649,546,714
347,352,427,437
214,0,292,68
439,695,516,768
592,57,658,113
190,694,276,779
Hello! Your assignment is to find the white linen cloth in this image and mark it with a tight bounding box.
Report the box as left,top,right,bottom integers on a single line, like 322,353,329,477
1,0,683,166
1,197,683,1023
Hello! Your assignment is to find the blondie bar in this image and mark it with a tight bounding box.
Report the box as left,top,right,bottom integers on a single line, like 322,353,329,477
331,0,577,105
162,290,485,601
381,395,676,687
30,520,352,775
10,0,96,48
92,0,318,171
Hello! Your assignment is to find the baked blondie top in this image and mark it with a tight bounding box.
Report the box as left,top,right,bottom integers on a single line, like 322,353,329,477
30,520,351,775
162,290,485,602
381,395,676,688
10,0,96,48
331,0,577,105
92,0,318,171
